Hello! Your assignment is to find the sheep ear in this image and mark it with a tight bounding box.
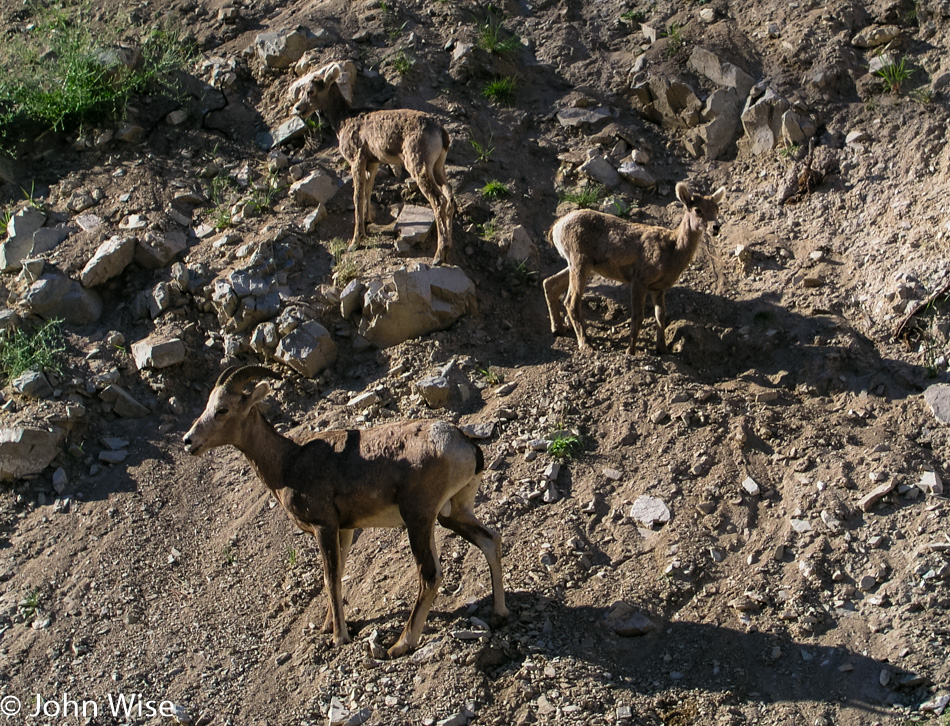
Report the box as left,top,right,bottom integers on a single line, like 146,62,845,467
247,382,271,407
711,186,726,204
675,182,692,206
318,62,343,85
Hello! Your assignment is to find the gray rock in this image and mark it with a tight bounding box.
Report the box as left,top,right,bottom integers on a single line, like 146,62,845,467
395,205,435,244
924,384,950,424
741,476,761,496
618,161,657,188
852,25,900,48
340,279,365,318
147,282,173,319
604,601,658,636
303,203,328,232
290,169,339,206
417,375,453,409
632,78,703,129
858,480,897,512
347,391,381,410
131,336,186,370
275,320,338,378
579,154,621,187
81,235,136,287
254,26,322,69
258,117,309,150
359,265,477,348
22,273,102,325
250,322,279,355
556,107,612,128
135,228,188,269
692,87,743,160
100,385,150,418
506,225,537,263
629,495,670,526
688,47,755,99
781,109,817,146
0,426,66,480
0,207,52,271
12,370,54,398
919,470,944,496
460,422,495,439
739,88,809,155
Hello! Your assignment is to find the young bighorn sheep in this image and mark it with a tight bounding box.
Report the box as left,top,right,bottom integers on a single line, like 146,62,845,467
543,182,726,354
290,61,456,266
183,366,508,658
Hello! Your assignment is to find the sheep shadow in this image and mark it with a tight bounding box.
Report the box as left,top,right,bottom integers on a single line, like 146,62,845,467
572,283,935,400
433,592,900,720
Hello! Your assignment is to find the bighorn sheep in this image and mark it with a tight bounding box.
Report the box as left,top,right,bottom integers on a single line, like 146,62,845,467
290,61,456,266
543,182,726,354
183,366,508,657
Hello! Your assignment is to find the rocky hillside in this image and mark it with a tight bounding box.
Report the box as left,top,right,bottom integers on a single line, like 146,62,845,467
2,0,950,724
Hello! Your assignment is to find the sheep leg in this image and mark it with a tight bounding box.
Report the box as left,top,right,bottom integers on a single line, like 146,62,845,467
564,261,593,350
431,149,455,265
628,282,649,355
348,152,370,252
542,268,570,336
438,481,509,626
321,529,354,634
412,159,451,266
389,523,441,658
652,290,670,354
364,162,379,224
316,526,351,647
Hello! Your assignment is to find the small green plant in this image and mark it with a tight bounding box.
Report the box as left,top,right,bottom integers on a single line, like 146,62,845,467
0,8,193,150
509,259,539,288
482,76,517,105
0,318,66,382
333,257,359,287
0,210,12,237
475,219,498,240
778,142,800,159
286,547,298,568
875,56,913,93
621,9,647,24
609,197,637,217
547,431,583,460
209,174,239,229
391,51,413,76
469,132,496,162
559,184,607,208
910,87,933,105
478,15,522,55
481,179,510,199
18,590,40,621
246,173,282,216
327,237,349,264
663,22,687,57
478,365,504,385
223,545,235,567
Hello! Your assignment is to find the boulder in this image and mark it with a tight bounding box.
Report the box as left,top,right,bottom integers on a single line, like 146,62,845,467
579,154,621,187
632,78,703,129
135,228,188,269
687,88,743,160
851,25,900,47
416,375,453,408
0,208,70,271
556,107,612,129
358,265,477,348
506,225,537,264
924,384,950,424
340,279,365,318
254,26,322,69
395,205,435,244
131,336,187,370
275,320,338,378
618,162,657,188
738,89,815,155
688,47,755,100
604,601,658,637
0,426,66,480
290,169,339,206
12,370,54,399
258,117,308,150
100,384,150,418
22,273,102,325
629,495,671,526
81,235,136,287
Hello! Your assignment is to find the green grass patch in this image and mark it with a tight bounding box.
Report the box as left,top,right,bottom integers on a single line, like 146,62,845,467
547,431,584,460
559,184,607,208
875,55,913,94
0,5,194,150
481,179,510,199
0,318,66,382
478,15,522,55
482,76,517,105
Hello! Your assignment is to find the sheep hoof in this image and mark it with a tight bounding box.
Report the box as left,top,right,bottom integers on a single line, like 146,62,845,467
387,641,412,659
330,630,352,647
347,239,362,253
489,610,510,629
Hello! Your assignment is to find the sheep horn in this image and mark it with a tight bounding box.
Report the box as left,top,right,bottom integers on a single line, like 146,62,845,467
219,366,282,393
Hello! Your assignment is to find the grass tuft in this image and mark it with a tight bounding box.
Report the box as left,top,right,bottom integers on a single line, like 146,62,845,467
482,76,517,105
481,179,510,199
0,318,66,382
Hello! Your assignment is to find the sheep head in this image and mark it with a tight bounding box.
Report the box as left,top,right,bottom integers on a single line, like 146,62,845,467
290,60,357,118
675,182,727,236
183,366,282,456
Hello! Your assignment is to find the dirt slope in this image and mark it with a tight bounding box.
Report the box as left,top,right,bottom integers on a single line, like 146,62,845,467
2,0,950,725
